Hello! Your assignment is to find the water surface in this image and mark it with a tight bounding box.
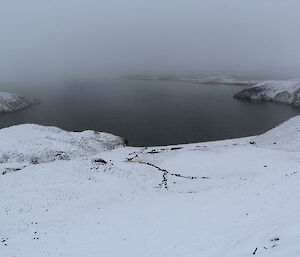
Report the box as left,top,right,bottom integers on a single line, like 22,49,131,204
0,79,299,146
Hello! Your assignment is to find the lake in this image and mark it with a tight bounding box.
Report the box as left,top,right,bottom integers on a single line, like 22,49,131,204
0,79,299,146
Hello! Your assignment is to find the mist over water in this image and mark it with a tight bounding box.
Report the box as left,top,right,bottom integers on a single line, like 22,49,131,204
1,0,300,82
1,1,300,145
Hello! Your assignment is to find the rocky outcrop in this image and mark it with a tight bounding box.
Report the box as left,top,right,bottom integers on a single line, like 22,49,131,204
0,92,40,114
234,80,300,108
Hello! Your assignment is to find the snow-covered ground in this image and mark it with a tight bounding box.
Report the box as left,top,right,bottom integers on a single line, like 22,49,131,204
1,116,300,257
234,80,300,108
0,92,40,114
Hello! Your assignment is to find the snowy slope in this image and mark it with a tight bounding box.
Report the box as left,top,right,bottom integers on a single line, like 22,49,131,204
0,124,126,163
234,80,300,107
254,115,300,151
0,92,40,114
1,118,300,256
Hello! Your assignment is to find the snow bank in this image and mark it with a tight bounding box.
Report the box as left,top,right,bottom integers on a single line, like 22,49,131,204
0,92,40,114
0,124,126,163
234,80,300,107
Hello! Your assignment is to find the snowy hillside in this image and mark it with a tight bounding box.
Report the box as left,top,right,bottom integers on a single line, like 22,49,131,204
234,80,300,107
1,118,300,256
0,92,40,114
0,124,126,163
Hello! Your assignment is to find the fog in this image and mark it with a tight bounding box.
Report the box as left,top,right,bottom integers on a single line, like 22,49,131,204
1,0,300,82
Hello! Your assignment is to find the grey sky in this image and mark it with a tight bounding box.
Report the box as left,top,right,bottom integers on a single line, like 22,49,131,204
1,0,300,81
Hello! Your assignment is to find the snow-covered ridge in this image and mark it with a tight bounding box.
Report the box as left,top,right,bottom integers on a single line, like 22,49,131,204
0,92,40,114
234,80,300,107
0,124,126,163
128,75,257,86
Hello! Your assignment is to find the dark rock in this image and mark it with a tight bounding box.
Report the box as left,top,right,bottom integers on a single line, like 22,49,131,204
170,147,182,151
93,158,107,164
234,87,264,101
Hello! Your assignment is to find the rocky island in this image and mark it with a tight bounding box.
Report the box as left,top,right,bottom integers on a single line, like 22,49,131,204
0,92,40,114
234,80,300,108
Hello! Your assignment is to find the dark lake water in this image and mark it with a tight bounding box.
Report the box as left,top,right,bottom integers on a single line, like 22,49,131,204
1,79,299,146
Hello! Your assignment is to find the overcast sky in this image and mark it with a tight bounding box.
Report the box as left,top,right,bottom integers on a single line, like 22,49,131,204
1,0,300,81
